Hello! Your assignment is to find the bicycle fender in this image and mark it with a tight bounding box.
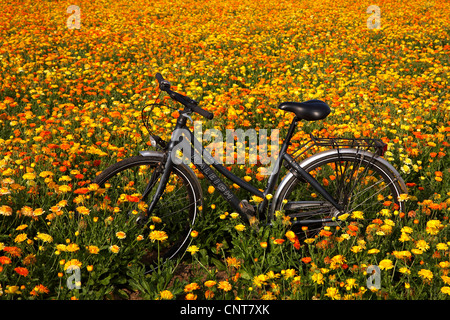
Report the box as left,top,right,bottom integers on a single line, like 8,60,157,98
139,150,165,160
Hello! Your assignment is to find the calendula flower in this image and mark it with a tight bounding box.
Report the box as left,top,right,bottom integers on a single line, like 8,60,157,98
14,233,27,243
324,287,341,300
76,206,90,215
64,259,82,271
415,240,430,252
186,245,199,255
87,245,100,254
426,220,444,235
0,205,12,216
109,245,120,253
14,267,29,277
36,233,53,243
234,224,246,231
418,269,433,282
116,231,126,239
204,280,216,288
378,259,394,270
312,272,324,284
159,290,174,300
217,280,232,292
184,283,200,292
149,230,168,242
441,287,450,296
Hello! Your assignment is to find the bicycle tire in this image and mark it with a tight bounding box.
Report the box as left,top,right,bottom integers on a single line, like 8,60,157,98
92,154,203,268
272,148,407,237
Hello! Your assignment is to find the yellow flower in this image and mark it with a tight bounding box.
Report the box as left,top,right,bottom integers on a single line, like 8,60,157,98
116,231,126,239
58,185,72,193
87,245,100,254
230,212,240,219
351,211,364,219
186,245,199,255
66,243,80,252
426,220,444,235
311,272,324,284
64,259,82,271
441,286,450,296
14,233,27,243
401,226,413,234
441,275,450,285
415,240,430,252
109,245,120,253
204,280,216,288
253,274,268,288
418,269,433,282
76,206,90,215
151,216,162,223
234,224,246,232
324,287,341,300
436,243,449,251
160,290,174,300
217,280,232,292
190,230,198,238
378,259,394,270
149,230,168,242
36,233,53,243
0,205,13,216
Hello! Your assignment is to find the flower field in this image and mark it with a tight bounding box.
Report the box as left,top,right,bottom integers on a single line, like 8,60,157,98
0,0,449,300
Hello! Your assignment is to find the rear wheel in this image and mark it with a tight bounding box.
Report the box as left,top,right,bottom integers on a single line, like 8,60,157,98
273,149,407,238
92,155,202,270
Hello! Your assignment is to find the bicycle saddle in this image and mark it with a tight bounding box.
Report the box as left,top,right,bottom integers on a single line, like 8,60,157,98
278,100,330,121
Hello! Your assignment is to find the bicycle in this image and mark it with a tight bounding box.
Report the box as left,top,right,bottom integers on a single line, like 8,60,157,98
92,72,407,269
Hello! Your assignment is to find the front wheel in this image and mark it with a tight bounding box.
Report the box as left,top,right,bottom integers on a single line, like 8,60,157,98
92,154,203,268
272,148,407,237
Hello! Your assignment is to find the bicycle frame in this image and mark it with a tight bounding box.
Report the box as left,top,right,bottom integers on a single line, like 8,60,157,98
145,111,343,222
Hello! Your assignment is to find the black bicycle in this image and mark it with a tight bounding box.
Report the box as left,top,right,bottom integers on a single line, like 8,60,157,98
92,73,407,267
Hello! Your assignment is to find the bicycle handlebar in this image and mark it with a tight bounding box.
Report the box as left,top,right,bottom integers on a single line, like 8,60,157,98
155,73,214,120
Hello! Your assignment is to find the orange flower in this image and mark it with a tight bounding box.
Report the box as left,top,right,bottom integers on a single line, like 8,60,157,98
301,257,312,264
273,238,285,245
0,256,12,265
14,267,29,277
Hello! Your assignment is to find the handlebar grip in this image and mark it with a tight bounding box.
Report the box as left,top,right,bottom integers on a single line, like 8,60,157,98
155,73,171,91
192,105,214,120
155,72,164,83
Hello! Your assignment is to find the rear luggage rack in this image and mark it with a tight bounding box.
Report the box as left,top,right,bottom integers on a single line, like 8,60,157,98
291,134,388,161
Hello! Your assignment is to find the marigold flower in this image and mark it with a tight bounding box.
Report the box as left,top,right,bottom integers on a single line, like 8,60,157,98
0,205,13,216
324,287,341,300
159,290,174,300
217,280,232,292
418,269,433,282
109,245,120,253
186,245,199,255
184,282,200,292
234,224,246,232
14,267,29,277
64,259,82,271
36,232,53,243
116,231,126,239
204,280,216,288
149,230,168,242
87,245,100,254
14,233,27,243
378,259,394,270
